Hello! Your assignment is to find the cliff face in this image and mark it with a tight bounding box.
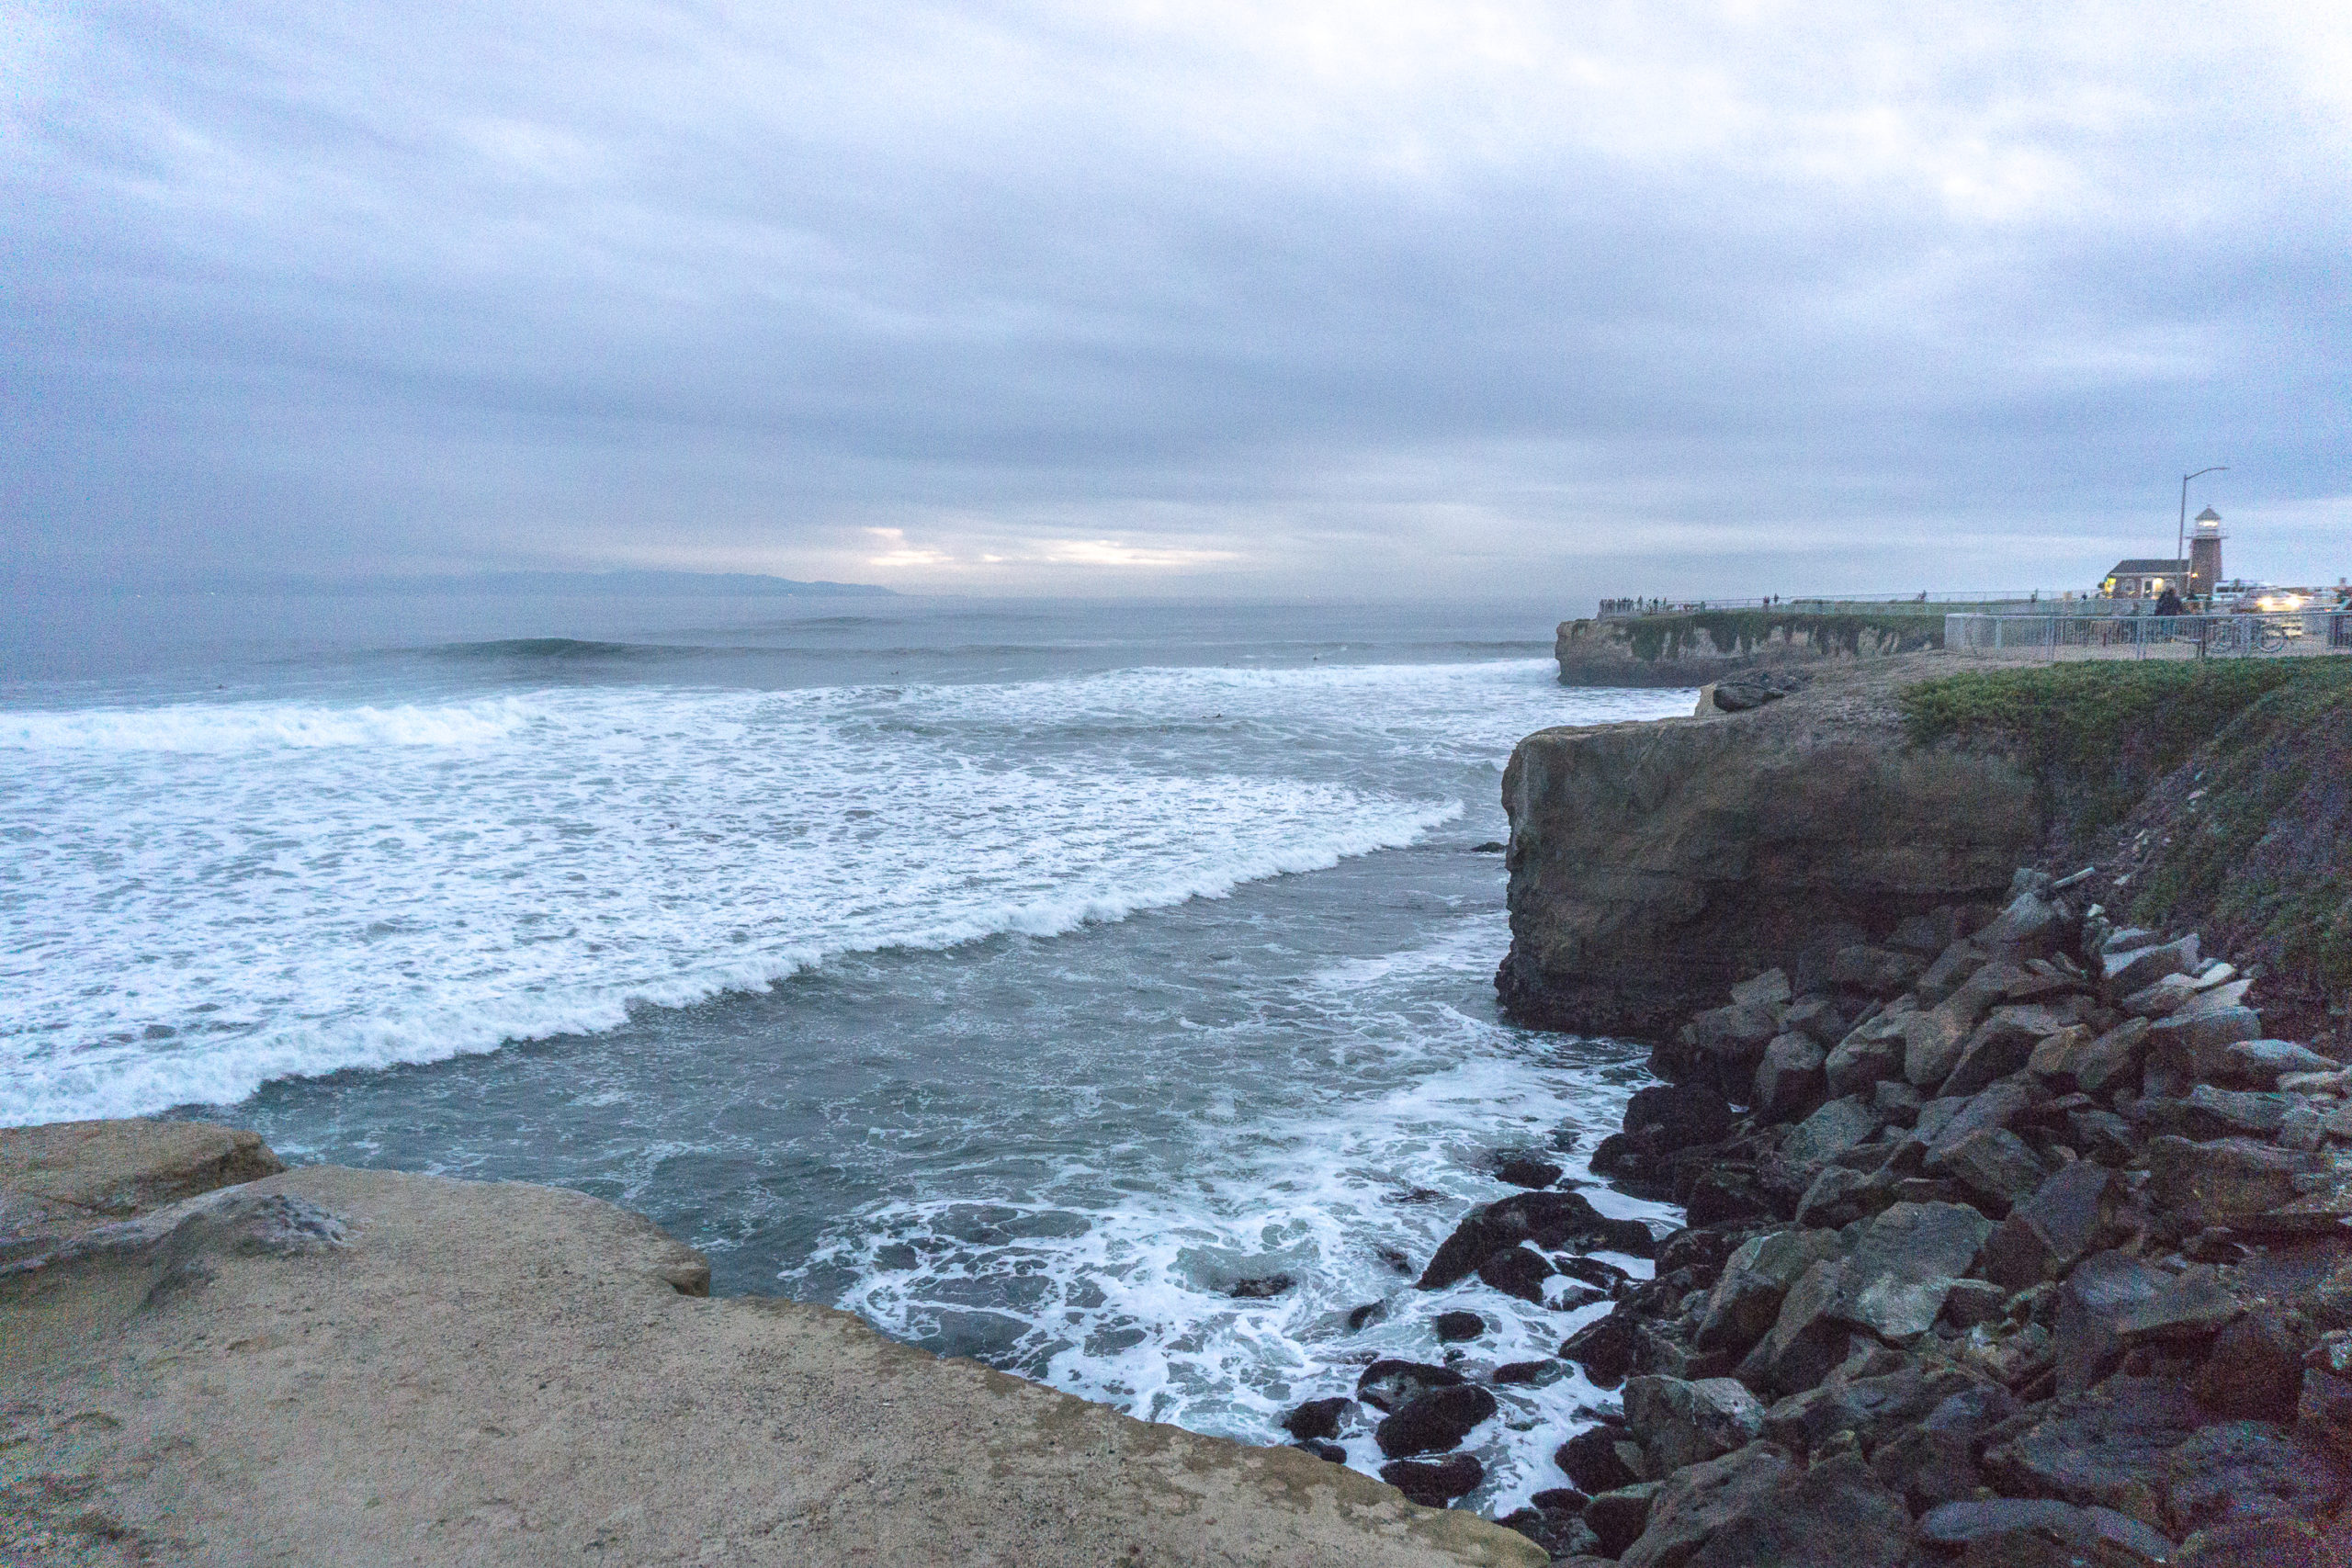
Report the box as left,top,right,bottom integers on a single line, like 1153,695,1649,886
1497,664,2040,1036
1555,611,1943,687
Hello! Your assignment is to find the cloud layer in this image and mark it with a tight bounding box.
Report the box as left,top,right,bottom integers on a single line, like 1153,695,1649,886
6,1,2347,598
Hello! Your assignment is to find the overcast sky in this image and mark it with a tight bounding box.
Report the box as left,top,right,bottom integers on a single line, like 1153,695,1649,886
6,1,2347,601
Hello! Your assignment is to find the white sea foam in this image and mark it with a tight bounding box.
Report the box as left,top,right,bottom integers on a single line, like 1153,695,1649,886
1,660,1662,1124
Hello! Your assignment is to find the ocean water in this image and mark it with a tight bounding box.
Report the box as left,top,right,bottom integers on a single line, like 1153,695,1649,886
0,592,1690,1514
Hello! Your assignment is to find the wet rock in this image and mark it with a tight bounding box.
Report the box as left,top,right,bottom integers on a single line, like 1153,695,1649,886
1493,1153,1565,1190
1477,1246,1554,1303
1418,1188,1657,1289
2220,1039,2341,1087
1695,1228,1844,1353
2144,1135,2323,1232
1433,1309,1487,1343
1916,1499,2176,1563
1379,1450,1485,1506
1556,1422,1641,1494
1374,1382,1498,1458
1561,1310,1643,1388
1781,1097,1885,1167
1980,1375,2202,1526
1491,1359,1562,1386
1347,1301,1386,1331
1924,1126,2046,1214
1229,1273,1295,1298
1499,1503,1600,1560
1292,1438,1347,1462
1625,1082,1739,1148
1829,945,1926,998
1355,1359,1465,1413
2196,1311,2306,1422
1754,1033,1829,1123
1653,1224,1751,1287
1623,1375,1767,1472
1619,1441,1797,1568
1979,1161,2127,1292
2161,1419,2347,1536
1677,1453,1912,1568
1282,1395,1352,1441
1585,1481,1664,1558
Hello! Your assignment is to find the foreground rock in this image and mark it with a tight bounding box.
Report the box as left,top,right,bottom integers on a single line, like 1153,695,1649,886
0,1121,1542,1568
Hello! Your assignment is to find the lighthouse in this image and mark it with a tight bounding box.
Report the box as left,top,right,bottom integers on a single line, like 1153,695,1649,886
2189,507,2225,597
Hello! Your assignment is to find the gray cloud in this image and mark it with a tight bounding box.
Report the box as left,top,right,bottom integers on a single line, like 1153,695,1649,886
6,0,2347,599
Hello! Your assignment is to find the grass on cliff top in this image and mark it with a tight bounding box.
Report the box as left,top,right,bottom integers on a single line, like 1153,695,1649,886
1904,657,2352,1003
1612,609,1943,662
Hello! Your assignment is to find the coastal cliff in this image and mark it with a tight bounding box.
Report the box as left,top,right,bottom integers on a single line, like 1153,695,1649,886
1497,660,2041,1038
0,1122,1542,1568
1555,612,1943,688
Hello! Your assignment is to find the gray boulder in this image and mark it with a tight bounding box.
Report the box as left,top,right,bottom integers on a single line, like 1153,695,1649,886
1924,1126,2047,1214
1980,1375,2202,1526
1782,996,1849,1046
1753,1033,1829,1123
1741,1258,1860,1398
1825,1015,1907,1099
2183,1084,2295,1138
2144,1135,2324,1231
1916,1498,2176,1562
1940,1004,2076,1098
2104,934,2199,993
1620,1442,1796,1568
1729,968,1793,1009
2222,1038,2342,1087
2041,1017,2153,1095
1979,1161,2127,1292
1827,945,1924,998
2051,1250,2171,1396
1870,1385,2018,1509
1695,1229,1843,1353
1780,1097,1885,1167
1832,1201,1995,1340
2112,1263,2242,1342
1679,1453,1912,1568
2162,1419,2347,1536
2146,1004,2264,1081
1623,1375,1767,1472
1759,1357,1973,1457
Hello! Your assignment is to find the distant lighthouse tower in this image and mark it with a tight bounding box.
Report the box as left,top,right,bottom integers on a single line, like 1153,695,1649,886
2189,507,2225,596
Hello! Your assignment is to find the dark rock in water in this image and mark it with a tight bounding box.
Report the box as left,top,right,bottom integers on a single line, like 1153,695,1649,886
1556,1254,1633,1291
1417,1189,1655,1290
2160,1419,2347,1536
1980,1376,2202,1520
1492,1359,1561,1386
1618,1440,1795,1566
1375,1383,1498,1458
1471,840,1508,853
1377,1246,1415,1275
1433,1310,1486,1343
1380,1451,1483,1506
1228,1273,1295,1299
1676,1452,1912,1568
1493,1153,1565,1189
1625,1082,1736,1147
1282,1396,1351,1442
1653,1224,1748,1287
1355,1359,1465,1413
1582,1481,1664,1558
1292,1438,1347,1463
1561,1310,1643,1388
1549,1281,1610,1313
1555,1423,1639,1495
1346,1300,1386,1332
2195,1311,2305,1422
1476,1246,1553,1303
1532,1485,1591,1515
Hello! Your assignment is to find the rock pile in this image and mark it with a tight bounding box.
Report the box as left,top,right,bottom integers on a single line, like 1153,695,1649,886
1291,868,2352,1564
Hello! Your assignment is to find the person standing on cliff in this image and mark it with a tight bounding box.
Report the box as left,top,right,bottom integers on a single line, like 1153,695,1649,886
2155,585,2185,617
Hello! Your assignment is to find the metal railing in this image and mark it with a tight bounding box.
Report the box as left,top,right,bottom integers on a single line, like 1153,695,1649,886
1598,593,2142,620
1946,611,2352,659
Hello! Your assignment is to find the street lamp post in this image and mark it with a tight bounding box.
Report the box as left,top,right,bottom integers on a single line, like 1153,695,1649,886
2178,466,2227,605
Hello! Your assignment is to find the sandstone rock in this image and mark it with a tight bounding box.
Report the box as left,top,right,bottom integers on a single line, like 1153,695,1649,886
1556,1422,1640,1494
2161,1419,2347,1536
1357,1359,1467,1413
2105,935,2199,994
2222,1039,2341,1086
2145,1135,2323,1232
1283,1396,1352,1441
1382,1451,1486,1506
1730,968,1793,1009
1982,1375,2202,1527
1376,1383,1498,1458
1695,1228,1844,1353
1754,1033,1828,1122
1781,1097,1885,1167
1924,1126,2046,1214
1620,1441,1797,1568
1829,945,1925,998
1624,1375,1767,1472
1478,1247,1553,1303
1979,1161,2126,1292
0,1117,285,1251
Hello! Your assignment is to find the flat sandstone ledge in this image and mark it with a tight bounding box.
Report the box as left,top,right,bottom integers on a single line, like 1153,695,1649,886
1,1122,1543,1568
